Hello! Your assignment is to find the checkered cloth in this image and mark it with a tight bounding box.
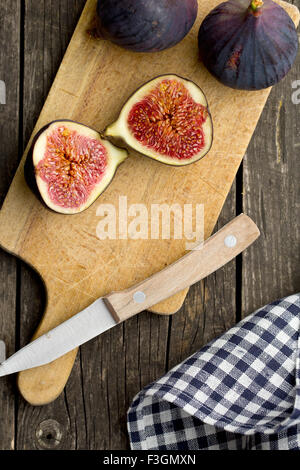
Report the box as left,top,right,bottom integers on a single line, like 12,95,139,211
127,294,300,450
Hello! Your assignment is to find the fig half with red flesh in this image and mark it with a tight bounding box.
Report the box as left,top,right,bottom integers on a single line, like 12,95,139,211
198,0,299,90
27,121,128,214
105,75,213,166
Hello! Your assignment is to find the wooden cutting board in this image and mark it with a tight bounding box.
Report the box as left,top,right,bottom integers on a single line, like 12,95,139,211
0,0,298,405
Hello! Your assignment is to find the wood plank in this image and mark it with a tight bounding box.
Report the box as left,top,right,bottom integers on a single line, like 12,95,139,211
0,0,21,451
0,253,17,451
242,0,300,317
16,0,87,450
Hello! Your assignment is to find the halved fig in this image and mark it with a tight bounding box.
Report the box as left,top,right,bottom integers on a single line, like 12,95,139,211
25,120,128,214
105,75,213,166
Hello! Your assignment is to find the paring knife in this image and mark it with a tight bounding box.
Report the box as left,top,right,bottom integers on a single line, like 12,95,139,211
0,214,259,378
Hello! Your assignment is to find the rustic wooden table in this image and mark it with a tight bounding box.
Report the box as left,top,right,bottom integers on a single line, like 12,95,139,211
0,0,299,450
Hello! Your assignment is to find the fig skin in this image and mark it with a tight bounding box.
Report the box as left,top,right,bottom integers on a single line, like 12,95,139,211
198,0,299,90
96,0,198,52
25,120,128,215
25,123,52,205
105,74,213,167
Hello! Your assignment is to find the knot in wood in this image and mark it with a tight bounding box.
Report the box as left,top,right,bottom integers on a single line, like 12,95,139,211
35,419,62,449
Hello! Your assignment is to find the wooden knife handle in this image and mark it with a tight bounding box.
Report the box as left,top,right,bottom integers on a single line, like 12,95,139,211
104,214,260,323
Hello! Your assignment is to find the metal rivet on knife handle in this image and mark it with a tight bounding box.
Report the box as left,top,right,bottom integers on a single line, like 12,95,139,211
133,291,146,303
224,234,237,247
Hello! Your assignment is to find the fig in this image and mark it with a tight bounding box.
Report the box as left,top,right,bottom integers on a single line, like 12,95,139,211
198,0,299,90
105,75,213,166
95,0,198,52
25,120,128,214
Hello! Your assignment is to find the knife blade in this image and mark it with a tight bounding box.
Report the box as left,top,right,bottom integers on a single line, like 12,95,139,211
0,213,260,377
0,298,115,377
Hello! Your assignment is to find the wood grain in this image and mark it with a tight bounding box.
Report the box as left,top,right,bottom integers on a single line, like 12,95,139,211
0,0,298,407
0,0,21,450
0,0,299,450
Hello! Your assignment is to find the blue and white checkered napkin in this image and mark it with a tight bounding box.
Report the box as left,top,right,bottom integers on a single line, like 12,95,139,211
127,294,300,450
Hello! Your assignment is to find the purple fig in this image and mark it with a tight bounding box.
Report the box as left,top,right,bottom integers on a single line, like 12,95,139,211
198,0,298,90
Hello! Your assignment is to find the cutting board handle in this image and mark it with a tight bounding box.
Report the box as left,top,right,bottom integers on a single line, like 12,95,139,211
104,214,260,323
